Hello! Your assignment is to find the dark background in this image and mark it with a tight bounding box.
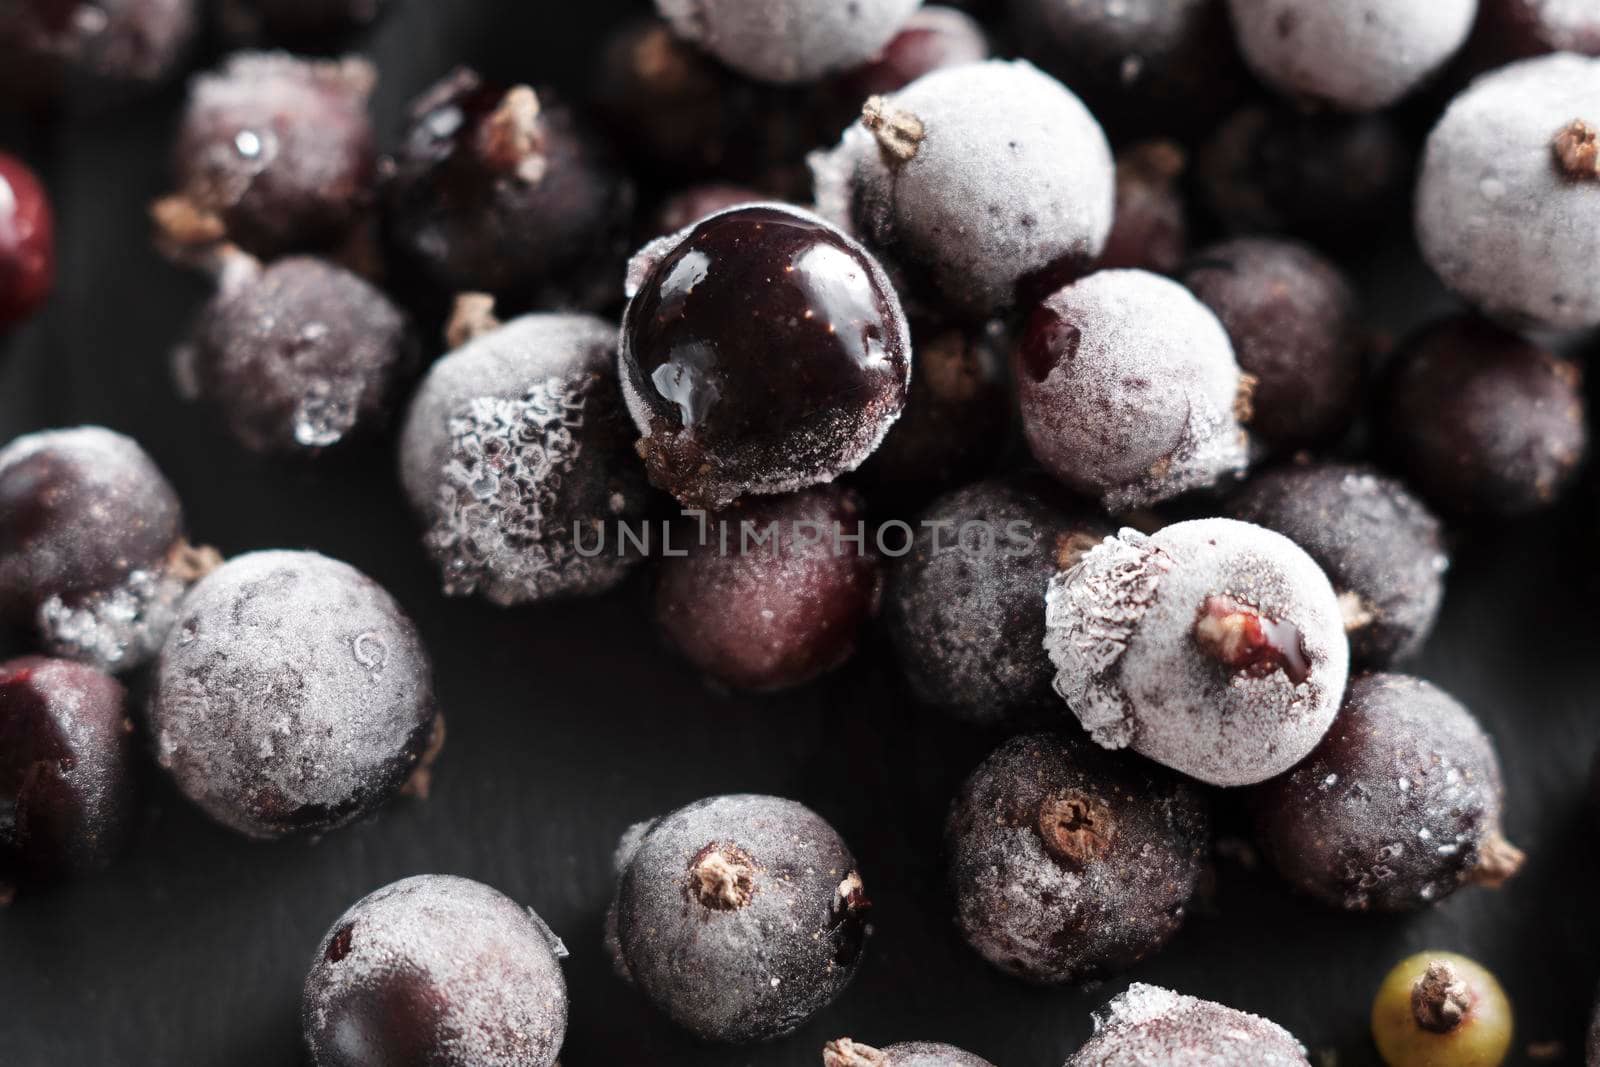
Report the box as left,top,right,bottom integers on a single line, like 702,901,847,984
2,2,1600,1066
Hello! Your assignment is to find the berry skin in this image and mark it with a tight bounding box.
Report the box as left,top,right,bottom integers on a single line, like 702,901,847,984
620,203,911,509
0,656,134,889
1017,270,1252,511
823,1039,994,1067
303,875,567,1067
1067,984,1311,1066
177,252,416,455
1381,316,1587,517
1226,464,1448,667
1371,952,1513,1067
655,0,922,85
1253,673,1522,912
947,733,1210,985
149,550,440,839
0,152,54,328
1417,54,1600,331
607,793,871,1043
399,308,651,606
1045,518,1349,788
1469,0,1600,65
655,486,881,692
382,68,633,311
830,6,990,102
811,60,1114,319
0,0,198,105
1183,237,1364,450
1098,142,1189,275
1227,0,1477,111
651,183,766,239
883,475,1110,726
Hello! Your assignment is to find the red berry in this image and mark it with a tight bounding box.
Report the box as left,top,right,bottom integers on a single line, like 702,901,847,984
0,153,54,328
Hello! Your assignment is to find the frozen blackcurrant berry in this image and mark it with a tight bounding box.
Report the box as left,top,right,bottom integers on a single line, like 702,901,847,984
651,183,766,239
0,153,54,328
830,6,989,102
655,486,880,692
1253,673,1522,911
0,426,215,672
0,657,134,891
1098,142,1189,275
0,0,197,105
1226,464,1447,668
947,732,1210,985
822,1039,994,1067
883,475,1109,725
1067,984,1311,1066
812,60,1114,319
1418,55,1600,331
382,68,633,311
1047,518,1349,787
655,0,921,84
1381,316,1587,517
607,793,870,1042
1017,270,1252,511
303,875,567,1067
1372,952,1513,1067
149,550,440,839
399,305,651,606
155,52,376,260
222,0,388,46
620,203,911,509
175,250,416,455
1227,0,1476,111
1183,237,1363,450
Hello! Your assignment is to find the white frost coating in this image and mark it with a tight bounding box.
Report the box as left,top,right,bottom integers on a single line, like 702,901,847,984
1045,519,1349,788
1417,54,1600,331
810,60,1114,317
303,875,566,1067
1227,0,1477,111
656,0,923,84
1069,984,1310,1066
37,566,189,672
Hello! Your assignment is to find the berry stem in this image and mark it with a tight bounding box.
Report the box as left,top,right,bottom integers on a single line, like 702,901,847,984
1037,791,1113,870
476,86,547,182
1468,831,1526,888
862,96,925,164
445,293,502,349
1411,960,1471,1033
690,843,757,910
399,713,447,800
822,1039,889,1067
1553,119,1600,180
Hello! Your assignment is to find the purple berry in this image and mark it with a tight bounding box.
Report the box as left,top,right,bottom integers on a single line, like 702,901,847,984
0,153,53,328
1066,984,1311,1066
823,1040,994,1067
1470,0,1600,64
0,0,197,105
1098,142,1189,275
655,0,922,85
831,5,990,100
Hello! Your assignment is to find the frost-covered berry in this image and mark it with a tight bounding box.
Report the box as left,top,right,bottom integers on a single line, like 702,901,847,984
1098,142,1189,275
1226,0,1477,111
399,307,650,606
883,475,1109,725
655,0,922,85
0,0,198,105
1066,984,1311,1066
303,875,567,1067
149,550,439,839
811,60,1114,318
823,1039,994,1067
1252,673,1522,912
1226,464,1447,668
947,733,1210,985
1017,270,1252,512
176,251,415,454
607,794,870,1043
0,426,212,672
620,203,911,509
1417,54,1600,332
1046,518,1349,787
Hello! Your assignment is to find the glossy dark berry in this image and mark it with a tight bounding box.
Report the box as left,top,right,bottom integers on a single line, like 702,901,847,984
829,5,989,102
655,486,881,692
382,68,633,311
1371,952,1514,1067
0,0,197,105
823,1039,994,1067
0,656,133,889
607,793,870,1042
655,0,921,84
149,550,440,839
620,204,910,509
303,875,567,1067
1097,142,1189,275
1227,0,1476,111
1046,518,1348,787
1067,985,1311,1066
1226,464,1447,668
883,475,1109,725
0,426,209,672
1253,673,1522,912
1183,237,1364,450
652,183,766,239
1381,316,1587,517
0,153,54,327
812,60,1113,318
1017,270,1251,511
1417,55,1600,331
399,308,651,605
177,251,416,454
222,0,388,45
947,732,1210,985
158,52,376,260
